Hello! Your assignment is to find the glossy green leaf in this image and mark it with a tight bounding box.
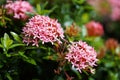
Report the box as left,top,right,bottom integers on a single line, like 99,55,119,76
3,33,13,50
18,52,28,59
36,4,41,14
10,32,21,42
24,57,37,65
9,44,25,49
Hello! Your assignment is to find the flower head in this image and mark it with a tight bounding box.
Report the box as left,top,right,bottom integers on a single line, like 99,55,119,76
65,23,80,37
108,0,120,21
22,15,64,47
105,38,118,50
5,1,34,20
85,21,104,37
65,41,98,73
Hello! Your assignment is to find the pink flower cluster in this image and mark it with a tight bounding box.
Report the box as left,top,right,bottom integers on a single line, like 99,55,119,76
108,0,120,21
5,1,34,20
85,21,104,37
65,41,98,73
22,15,64,47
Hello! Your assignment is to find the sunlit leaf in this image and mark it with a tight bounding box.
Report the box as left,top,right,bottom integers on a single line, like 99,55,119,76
9,44,25,49
6,73,12,80
10,32,21,42
3,33,13,50
24,57,37,65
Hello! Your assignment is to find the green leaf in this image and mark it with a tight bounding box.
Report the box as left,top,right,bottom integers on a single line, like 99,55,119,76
81,25,87,37
81,13,89,23
18,52,28,59
0,64,4,68
24,57,37,65
36,4,41,14
73,0,85,4
107,72,118,80
4,17,11,21
18,52,37,65
6,73,12,80
3,33,13,50
0,44,3,48
10,32,21,42
9,44,25,49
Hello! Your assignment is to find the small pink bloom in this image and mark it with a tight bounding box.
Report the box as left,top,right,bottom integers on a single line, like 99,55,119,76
22,15,64,47
108,0,120,21
108,0,120,7
85,21,104,37
110,7,120,21
65,41,98,73
5,1,34,20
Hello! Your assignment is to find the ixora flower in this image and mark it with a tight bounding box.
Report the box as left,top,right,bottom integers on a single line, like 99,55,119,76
85,21,104,37
105,38,118,50
65,41,98,73
22,15,64,47
5,1,34,20
108,0,120,21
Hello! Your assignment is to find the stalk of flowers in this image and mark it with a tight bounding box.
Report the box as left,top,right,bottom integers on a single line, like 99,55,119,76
22,15,64,47
85,21,104,37
5,0,34,20
65,41,98,73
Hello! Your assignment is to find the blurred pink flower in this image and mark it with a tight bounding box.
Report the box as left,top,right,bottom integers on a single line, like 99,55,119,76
87,0,111,16
87,0,120,21
5,1,34,20
110,7,120,21
22,15,64,47
108,0,120,21
108,0,120,7
85,21,104,37
65,41,98,73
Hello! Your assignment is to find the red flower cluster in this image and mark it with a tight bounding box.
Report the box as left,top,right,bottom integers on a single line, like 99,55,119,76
85,21,104,37
105,38,118,50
